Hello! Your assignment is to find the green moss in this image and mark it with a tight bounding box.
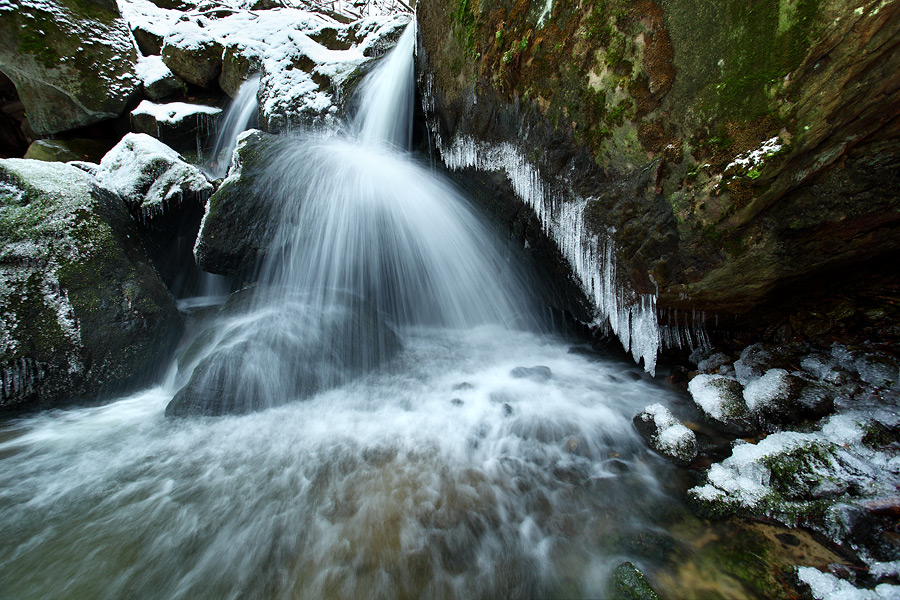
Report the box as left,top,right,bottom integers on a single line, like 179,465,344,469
452,0,478,56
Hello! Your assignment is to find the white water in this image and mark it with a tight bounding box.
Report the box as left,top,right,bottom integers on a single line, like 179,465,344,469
206,74,261,179
0,22,693,599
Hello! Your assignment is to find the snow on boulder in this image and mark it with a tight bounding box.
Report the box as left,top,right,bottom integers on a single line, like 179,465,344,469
130,100,222,151
0,0,140,135
0,158,181,410
633,403,698,466
161,15,224,88
688,374,753,434
135,55,184,101
96,133,213,222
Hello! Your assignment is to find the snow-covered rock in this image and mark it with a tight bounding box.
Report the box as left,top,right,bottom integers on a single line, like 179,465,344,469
119,0,413,130
688,374,753,433
798,566,900,600
633,403,698,466
0,0,140,134
131,100,222,151
161,16,225,88
135,55,184,100
96,133,213,222
0,158,181,409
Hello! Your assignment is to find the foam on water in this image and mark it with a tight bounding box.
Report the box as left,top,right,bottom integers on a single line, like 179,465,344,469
0,327,683,599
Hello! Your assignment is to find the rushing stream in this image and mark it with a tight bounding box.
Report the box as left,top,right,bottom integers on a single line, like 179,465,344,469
0,22,746,599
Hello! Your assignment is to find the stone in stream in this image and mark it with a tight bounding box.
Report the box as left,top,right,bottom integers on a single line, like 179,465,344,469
606,561,660,600
687,374,755,436
633,404,698,466
0,158,182,411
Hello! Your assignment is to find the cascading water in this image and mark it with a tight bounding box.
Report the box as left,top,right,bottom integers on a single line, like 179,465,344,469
206,74,261,180
0,21,731,600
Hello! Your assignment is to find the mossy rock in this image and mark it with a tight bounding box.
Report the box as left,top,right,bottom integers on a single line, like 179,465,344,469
161,27,224,89
606,561,660,600
24,138,112,163
194,129,285,279
0,158,182,410
0,0,140,135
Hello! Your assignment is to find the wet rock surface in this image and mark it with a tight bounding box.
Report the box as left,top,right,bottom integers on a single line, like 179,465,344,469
166,288,401,417
417,0,900,336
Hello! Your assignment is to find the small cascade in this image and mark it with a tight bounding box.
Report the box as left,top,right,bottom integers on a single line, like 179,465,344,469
206,75,260,179
351,22,415,149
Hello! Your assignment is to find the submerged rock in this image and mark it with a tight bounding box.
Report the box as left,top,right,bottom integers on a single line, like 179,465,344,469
166,288,401,417
510,365,552,382
0,0,140,135
606,561,660,600
633,403,698,466
0,158,181,410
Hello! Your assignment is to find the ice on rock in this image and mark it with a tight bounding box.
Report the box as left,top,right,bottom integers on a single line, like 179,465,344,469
798,566,900,600
688,374,748,423
698,352,730,373
743,368,792,413
437,135,661,374
635,403,698,464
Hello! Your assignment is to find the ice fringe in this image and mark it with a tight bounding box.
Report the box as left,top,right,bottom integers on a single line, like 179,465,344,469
435,134,662,374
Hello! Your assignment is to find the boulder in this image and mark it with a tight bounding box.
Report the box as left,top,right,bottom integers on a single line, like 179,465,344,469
0,158,182,410
161,18,224,88
130,100,222,152
135,55,184,101
633,403,698,466
165,288,401,416
95,133,213,222
687,374,754,434
23,139,112,163
219,41,263,98
194,129,285,279
0,0,140,135
417,0,900,347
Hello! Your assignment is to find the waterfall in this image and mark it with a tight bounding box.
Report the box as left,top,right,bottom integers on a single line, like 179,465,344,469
169,22,541,416
206,74,260,179
0,19,704,600
352,22,416,149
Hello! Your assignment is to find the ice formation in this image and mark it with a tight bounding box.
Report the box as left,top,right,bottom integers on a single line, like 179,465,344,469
436,134,662,374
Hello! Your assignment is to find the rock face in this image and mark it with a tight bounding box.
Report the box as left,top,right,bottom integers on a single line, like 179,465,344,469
0,159,182,410
417,0,900,338
165,288,401,417
0,0,140,135
194,129,285,279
